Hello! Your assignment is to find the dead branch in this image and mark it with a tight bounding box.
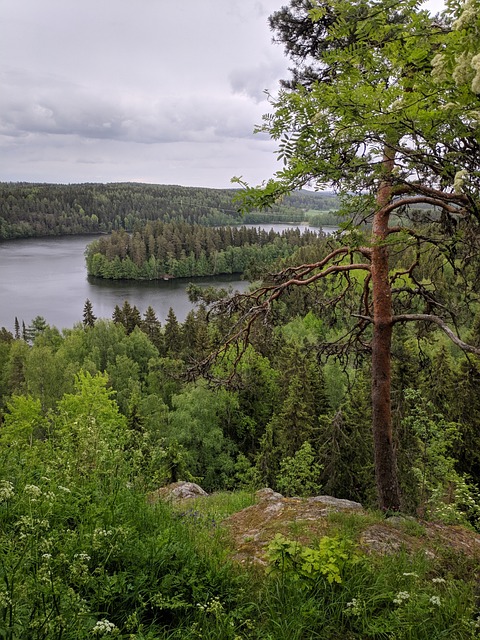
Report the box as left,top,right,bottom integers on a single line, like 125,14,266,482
392,313,480,355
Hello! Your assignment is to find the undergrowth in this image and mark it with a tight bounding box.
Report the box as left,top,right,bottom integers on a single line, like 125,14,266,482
2,476,478,639
0,382,478,639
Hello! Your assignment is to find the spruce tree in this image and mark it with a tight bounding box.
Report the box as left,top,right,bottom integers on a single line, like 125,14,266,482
82,299,97,328
164,308,182,357
141,305,163,351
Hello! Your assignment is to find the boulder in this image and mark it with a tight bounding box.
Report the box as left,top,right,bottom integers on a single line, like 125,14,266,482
148,481,208,504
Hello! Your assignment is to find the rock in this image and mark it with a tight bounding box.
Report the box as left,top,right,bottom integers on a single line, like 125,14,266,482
255,488,284,502
386,515,417,526
148,481,208,504
311,495,363,511
224,492,365,565
360,524,409,554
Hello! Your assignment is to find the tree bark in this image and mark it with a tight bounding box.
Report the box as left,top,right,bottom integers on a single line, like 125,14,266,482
371,145,402,511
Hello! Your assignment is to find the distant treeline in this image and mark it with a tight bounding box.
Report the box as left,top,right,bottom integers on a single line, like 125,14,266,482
85,222,326,280
0,182,339,240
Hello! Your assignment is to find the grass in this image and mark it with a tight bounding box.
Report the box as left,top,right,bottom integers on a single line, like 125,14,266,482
183,490,257,522
1,470,478,639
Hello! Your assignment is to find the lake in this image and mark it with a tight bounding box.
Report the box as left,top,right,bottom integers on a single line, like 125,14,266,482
0,235,250,332
0,224,336,332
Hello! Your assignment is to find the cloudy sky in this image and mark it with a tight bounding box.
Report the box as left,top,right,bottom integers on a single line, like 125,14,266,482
1,0,444,189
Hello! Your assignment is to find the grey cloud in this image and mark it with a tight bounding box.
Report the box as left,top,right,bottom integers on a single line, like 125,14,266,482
0,0,288,187
0,68,266,145
229,59,285,103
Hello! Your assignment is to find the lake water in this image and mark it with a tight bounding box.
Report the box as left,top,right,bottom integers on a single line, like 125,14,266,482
0,224,336,332
0,235,250,332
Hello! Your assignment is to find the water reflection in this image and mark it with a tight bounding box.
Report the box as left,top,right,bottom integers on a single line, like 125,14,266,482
0,236,249,331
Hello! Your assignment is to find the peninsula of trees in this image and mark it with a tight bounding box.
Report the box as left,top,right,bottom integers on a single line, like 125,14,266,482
85,222,326,280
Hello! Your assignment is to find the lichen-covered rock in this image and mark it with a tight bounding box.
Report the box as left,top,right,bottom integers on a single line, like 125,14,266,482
255,488,284,502
310,495,363,510
223,490,480,567
148,481,208,504
224,491,365,565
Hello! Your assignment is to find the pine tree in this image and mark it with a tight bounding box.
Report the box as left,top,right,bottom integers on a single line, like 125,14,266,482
232,0,480,510
82,299,97,328
164,308,182,357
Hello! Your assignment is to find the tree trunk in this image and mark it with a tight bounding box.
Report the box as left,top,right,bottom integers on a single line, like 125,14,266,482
371,146,402,511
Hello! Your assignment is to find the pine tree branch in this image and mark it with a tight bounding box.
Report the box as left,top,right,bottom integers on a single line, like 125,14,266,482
392,313,480,355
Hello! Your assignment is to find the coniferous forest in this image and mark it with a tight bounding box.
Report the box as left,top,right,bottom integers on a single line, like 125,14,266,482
0,182,339,239
1,218,480,636
85,223,326,280
2,0,480,637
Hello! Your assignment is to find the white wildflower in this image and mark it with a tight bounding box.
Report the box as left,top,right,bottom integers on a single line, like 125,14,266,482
432,577,446,584
345,597,363,616
24,484,42,498
429,595,441,606
402,572,419,577
57,485,71,493
197,597,224,616
393,591,410,605
0,481,15,502
92,619,117,635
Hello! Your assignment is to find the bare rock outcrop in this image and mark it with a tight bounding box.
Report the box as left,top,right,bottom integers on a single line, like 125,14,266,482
224,489,365,565
148,481,208,504
223,488,480,566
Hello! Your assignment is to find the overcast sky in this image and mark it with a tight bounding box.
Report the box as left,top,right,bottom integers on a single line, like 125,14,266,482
0,0,444,189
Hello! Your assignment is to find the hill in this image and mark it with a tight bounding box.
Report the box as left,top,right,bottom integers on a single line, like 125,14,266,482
0,182,339,239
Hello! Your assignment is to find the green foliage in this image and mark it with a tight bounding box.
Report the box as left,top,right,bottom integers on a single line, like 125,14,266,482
402,389,480,528
165,384,240,491
1,394,47,453
276,442,322,497
266,533,361,585
0,353,478,638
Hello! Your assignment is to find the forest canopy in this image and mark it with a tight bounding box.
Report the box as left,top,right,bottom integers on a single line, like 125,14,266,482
0,182,339,239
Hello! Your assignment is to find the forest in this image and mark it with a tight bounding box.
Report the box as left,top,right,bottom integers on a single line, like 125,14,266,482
1,221,480,636
85,223,327,280
1,0,480,636
0,182,339,239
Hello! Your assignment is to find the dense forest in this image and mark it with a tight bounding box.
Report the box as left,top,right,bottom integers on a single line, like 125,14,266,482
2,0,480,633
0,229,479,635
0,182,339,239
85,222,326,280
2,228,479,516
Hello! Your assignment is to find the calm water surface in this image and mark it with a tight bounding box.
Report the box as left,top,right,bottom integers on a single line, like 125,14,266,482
0,224,336,332
0,235,249,332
